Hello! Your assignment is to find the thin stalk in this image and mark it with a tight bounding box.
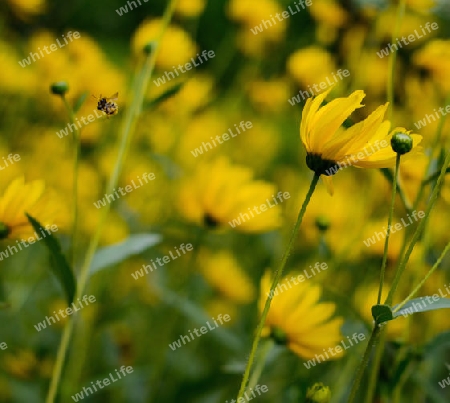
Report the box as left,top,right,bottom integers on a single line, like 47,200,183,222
385,147,450,306
347,325,383,403
393,239,450,313
413,92,450,211
237,174,320,401
364,155,400,402
364,329,386,403
246,339,274,392
45,2,178,401
377,154,401,304
61,95,80,269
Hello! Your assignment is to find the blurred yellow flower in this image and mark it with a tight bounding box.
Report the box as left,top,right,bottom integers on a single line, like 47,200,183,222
287,47,336,87
198,250,255,303
158,74,215,116
175,0,205,18
300,88,422,193
132,19,197,69
247,79,290,113
4,350,38,379
0,177,61,240
228,0,286,42
178,157,282,232
204,298,238,326
407,0,436,14
260,270,344,360
309,0,348,44
413,40,450,93
0,41,38,93
7,0,45,19
375,9,434,44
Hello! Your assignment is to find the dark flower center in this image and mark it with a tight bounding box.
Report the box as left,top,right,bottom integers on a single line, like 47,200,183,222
270,326,288,345
0,222,10,240
203,213,220,229
306,153,340,176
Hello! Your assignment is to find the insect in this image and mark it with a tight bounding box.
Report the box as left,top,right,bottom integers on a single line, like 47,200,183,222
92,92,119,117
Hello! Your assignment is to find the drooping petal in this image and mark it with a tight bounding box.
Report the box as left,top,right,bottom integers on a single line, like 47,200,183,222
308,90,365,151
322,103,389,160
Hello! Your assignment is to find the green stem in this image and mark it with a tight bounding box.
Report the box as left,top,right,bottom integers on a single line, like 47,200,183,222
364,328,386,403
393,239,450,313
236,174,320,401
61,95,80,269
385,147,450,306
347,325,383,403
247,339,274,392
386,0,406,122
44,3,178,401
377,154,401,304
413,91,450,211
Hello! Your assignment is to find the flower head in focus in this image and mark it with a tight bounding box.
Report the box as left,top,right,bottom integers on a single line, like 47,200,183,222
300,87,422,194
259,270,344,360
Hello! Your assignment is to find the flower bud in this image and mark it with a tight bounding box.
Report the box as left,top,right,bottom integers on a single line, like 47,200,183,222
390,132,413,155
50,82,69,96
306,383,331,403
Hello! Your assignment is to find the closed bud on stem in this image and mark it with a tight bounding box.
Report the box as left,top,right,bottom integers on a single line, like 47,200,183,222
50,82,69,96
306,383,331,403
391,132,413,155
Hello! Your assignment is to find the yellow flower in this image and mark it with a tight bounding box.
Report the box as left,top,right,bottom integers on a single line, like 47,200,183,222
412,40,450,93
228,0,286,41
175,0,205,18
0,177,61,240
309,0,348,44
260,270,344,360
132,19,197,68
4,350,38,379
407,0,436,14
247,79,290,113
178,158,282,232
300,88,422,193
287,47,336,87
198,250,255,303
7,0,45,20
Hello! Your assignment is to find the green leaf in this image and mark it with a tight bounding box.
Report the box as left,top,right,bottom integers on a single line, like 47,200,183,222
90,234,161,275
26,214,76,305
144,82,184,108
73,91,90,113
411,372,448,403
387,348,416,391
393,297,450,318
372,304,394,324
159,286,242,352
423,331,450,356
